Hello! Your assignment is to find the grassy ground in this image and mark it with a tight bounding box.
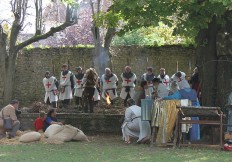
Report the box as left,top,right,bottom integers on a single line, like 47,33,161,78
0,135,231,162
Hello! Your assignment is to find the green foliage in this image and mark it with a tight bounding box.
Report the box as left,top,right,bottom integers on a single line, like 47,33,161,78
101,0,232,42
112,23,194,46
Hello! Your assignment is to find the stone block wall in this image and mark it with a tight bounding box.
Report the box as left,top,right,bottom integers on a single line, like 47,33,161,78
14,45,196,106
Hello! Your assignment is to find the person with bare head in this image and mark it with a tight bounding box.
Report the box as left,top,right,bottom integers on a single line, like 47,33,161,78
157,68,170,87
120,66,137,107
43,71,59,108
141,67,155,97
100,68,118,105
0,100,20,139
82,68,99,113
73,66,84,110
59,64,74,108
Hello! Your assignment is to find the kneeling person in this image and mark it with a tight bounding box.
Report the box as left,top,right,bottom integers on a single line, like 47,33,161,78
0,100,20,139
122,99,151,144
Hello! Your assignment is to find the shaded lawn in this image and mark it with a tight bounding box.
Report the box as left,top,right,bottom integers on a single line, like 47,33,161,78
0,135,231,162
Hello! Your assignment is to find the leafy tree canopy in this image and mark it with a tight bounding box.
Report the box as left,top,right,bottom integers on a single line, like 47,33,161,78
97,0,232,40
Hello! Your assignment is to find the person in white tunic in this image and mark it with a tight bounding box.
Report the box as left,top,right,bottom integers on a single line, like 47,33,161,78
157,68,170,87
73,66,84,109
42,71,59,108
141,67,155,97
59,64,74,107
171,71,190,89
120,66,137,107
100,68,118,104
122,99,151,144
152,78,169,98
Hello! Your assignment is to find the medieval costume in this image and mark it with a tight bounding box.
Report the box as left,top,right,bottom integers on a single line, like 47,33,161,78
152,78,169,98
43,109,62,131
162,88,200,141
82,68,98,113
120,68,137,106
157,68,170,88
190,67,201,101
0,100,20,138
73,67,84,108
141,67,155,97
43,71,59,108
59,64,74,107
93,77,101,102
101,68,118,103
171,71,190,89
122,99,151,144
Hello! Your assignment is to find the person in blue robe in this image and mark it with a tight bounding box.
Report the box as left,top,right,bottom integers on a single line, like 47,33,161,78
162,88,200,141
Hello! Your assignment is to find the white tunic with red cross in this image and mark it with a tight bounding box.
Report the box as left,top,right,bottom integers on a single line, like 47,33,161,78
73,75,83,97
43,76,58,103
157,74,170,87
59,71,73,100
171,72,190,90
120,73,137,99
101,74,118,100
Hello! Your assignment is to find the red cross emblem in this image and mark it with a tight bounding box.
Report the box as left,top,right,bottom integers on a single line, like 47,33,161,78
62,75,67,80
163,79,169,86
125,79,131,84
105,80,111,84
46,82,51,88
76,80,82,85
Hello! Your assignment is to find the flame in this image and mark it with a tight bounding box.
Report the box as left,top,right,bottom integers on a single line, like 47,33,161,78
106,94,111,105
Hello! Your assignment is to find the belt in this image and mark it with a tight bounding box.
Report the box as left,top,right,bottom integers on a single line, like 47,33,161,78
131,116,141,122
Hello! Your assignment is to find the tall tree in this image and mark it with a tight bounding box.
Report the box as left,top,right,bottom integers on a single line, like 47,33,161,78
89,0,115,75
101,0,232,107
0,0,77,104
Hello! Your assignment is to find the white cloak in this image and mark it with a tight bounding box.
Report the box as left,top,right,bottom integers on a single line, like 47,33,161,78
43,76,58,103
120,73,137,99
157,74,170,87
101,74,118,100
122,105,151,142
59,71,73,100
73,75,84,97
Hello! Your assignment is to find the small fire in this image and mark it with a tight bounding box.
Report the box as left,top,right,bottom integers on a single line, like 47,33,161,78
106,94,111,105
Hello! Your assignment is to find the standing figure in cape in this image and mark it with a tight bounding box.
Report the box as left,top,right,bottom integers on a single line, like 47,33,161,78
141,67,155,97
42,71,59,108
120,66,137,107
73,66,84,110
82,68,98,113
59,64,74,108
157,68,170,88
100,68,118,105
163,71,200,141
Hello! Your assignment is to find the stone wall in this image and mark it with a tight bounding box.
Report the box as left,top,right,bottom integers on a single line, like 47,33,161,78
14,45,196,106
19,113,123,134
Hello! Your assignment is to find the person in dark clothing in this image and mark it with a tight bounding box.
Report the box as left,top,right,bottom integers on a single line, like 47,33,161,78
82,68,98,113
43,109,63,131
190,67,201,102
133,81,148,107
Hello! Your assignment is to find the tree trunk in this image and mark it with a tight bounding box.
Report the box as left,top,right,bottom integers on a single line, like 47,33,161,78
3,53,17,104
0,27,7,105
196,17,218,106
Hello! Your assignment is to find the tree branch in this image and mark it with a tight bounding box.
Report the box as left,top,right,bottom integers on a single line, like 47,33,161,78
15,22,74,50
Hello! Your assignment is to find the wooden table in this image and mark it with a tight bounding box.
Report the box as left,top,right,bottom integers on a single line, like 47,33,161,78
173,106,224,149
